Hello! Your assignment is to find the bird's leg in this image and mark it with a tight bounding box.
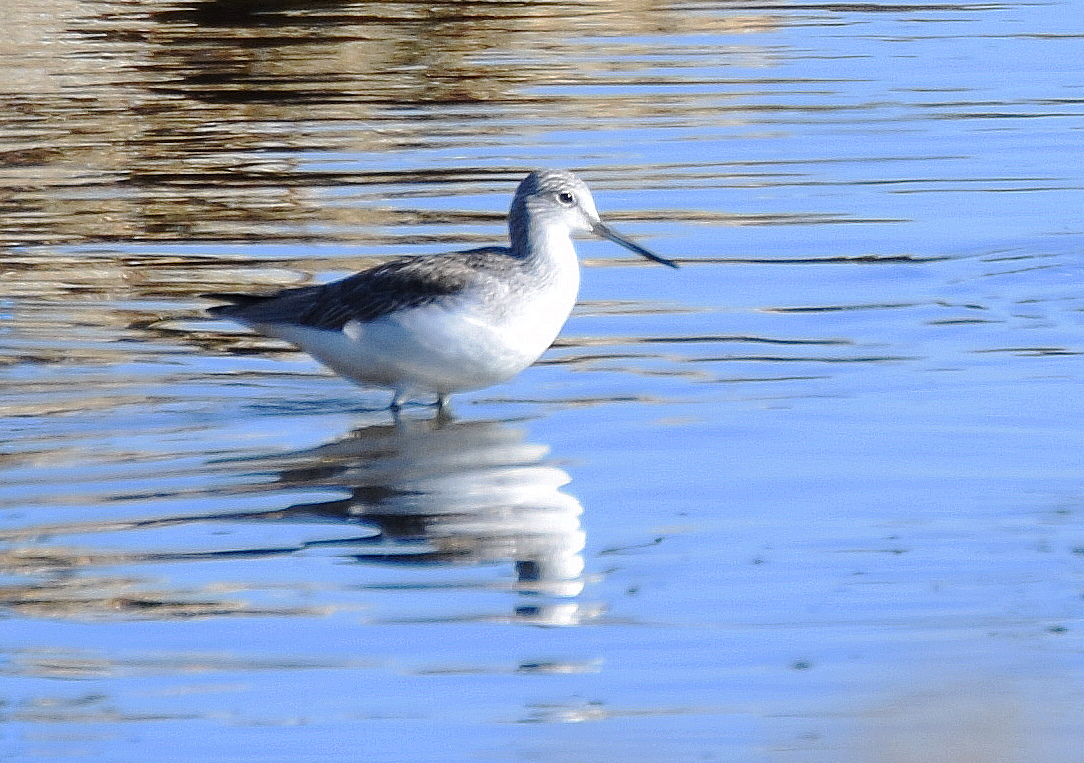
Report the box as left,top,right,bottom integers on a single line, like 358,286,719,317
434,394,453,424
390,389,408,424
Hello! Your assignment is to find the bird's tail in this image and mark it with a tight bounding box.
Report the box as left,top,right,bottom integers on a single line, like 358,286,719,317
202,293,276,318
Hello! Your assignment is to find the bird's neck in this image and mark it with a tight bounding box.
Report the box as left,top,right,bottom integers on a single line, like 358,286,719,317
510,210,577,272
527,222,578,270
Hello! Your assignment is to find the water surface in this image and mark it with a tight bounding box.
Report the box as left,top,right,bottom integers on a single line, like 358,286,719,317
2,0,1084,760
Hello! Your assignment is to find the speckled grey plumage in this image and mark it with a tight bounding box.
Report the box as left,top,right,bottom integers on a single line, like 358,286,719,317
207,246,532,330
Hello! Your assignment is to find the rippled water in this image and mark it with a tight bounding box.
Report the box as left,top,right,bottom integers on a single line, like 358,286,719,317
3,0,1084,760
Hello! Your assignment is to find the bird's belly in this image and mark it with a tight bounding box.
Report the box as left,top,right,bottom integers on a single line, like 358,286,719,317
260,293,573,394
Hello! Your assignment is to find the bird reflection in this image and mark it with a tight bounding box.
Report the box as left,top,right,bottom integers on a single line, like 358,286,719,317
0,416,593,625
249,415,591,623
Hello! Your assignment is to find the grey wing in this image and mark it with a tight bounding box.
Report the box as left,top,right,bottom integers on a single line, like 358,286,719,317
207,252,501,330
307,258,477,328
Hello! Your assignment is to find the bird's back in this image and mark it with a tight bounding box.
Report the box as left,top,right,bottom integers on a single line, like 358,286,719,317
207,246,525,330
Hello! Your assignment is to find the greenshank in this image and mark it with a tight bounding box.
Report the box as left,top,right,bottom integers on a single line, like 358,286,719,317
206,169,677,411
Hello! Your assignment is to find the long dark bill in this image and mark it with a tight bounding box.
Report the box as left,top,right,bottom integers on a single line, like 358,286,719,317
592,221,679,268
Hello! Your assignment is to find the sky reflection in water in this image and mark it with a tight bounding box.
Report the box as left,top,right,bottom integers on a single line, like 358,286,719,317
2,0,1084,760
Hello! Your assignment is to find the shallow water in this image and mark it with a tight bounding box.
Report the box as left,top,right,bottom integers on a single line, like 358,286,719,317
3,0,1084,760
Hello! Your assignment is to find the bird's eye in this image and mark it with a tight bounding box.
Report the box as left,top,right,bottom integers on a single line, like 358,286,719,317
556,191,575,206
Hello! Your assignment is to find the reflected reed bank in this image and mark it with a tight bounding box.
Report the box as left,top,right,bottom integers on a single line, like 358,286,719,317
0,0,781,247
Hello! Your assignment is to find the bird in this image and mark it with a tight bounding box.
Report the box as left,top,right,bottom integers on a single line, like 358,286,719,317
206,169,677,412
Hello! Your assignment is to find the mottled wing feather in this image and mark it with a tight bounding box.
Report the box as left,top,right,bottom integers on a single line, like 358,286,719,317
207,247,517,330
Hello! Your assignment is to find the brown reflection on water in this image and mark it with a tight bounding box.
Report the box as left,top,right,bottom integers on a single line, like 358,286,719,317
0,0,783,250
0,560,321,621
